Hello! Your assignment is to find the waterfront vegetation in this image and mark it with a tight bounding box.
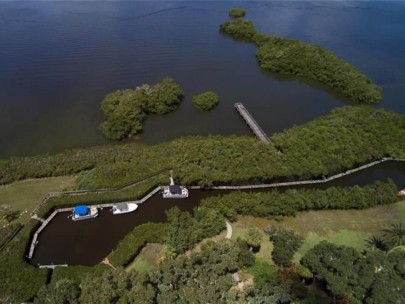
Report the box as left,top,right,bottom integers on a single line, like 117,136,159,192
1,107,403,189
0,221,48,302
228,8,246,18
192,91,219,111
99,77,183,140
201,180,399,221
220,17,382,103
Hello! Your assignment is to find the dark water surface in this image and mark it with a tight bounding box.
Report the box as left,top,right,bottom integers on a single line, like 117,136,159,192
31,161,405,266
1,1,405,158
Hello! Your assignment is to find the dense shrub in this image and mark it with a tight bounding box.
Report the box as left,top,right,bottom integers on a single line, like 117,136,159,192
301,242,405,302
37,239,255,304
220,18,257,41
0,221,48,303
266,226,303,268
192,91,219,111
220,17,382,103
164,206,225,254
228,8,246,18
0,107,404,188
108,222,167,266
99,77,183,140
201,180,398,221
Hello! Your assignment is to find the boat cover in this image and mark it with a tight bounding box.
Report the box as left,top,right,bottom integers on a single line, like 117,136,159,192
169,185,182,194
74,205,88,215
115,203,129,211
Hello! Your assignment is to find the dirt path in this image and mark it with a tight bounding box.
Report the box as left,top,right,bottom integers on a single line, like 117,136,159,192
101,257,116,270
225,220,233,239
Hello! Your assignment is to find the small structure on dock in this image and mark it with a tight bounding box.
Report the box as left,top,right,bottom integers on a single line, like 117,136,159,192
234,103,270,144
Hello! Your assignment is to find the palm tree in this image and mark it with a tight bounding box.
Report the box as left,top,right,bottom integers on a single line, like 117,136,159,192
382,222,405,248
365,235,388,251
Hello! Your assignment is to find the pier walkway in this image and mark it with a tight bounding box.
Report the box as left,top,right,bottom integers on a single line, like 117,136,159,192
234,103,270,144
27,187,163,260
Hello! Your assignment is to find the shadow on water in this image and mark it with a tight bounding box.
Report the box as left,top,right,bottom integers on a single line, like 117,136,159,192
30,161,405,266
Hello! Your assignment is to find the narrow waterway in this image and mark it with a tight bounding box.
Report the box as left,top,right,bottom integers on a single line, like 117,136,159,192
30,161,405,266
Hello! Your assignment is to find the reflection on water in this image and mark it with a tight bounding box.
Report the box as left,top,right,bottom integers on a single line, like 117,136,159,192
31,161,404,266
1,1,405,157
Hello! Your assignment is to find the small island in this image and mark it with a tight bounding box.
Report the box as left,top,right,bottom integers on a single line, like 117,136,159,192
220,15,382,104
99,77,183,140
192,91,219,111
228,8,246,18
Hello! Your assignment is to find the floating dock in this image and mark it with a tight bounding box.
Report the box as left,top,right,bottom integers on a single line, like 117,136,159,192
234,103,270,144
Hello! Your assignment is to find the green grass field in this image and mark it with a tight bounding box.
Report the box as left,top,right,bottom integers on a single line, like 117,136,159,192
126,243,163,273
0,176,76,223
234,201,405,264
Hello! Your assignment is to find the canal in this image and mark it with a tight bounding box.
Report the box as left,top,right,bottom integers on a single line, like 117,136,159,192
30,161,405,266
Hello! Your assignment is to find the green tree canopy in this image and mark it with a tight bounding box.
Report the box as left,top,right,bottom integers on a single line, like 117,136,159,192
267,226,303,268
192,91,219,111
99,77,183,140
245,225,263,250
228,8,246,18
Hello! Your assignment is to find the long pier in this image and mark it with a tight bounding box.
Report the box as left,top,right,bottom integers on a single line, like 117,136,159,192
235,103,270,144
188,157,405,190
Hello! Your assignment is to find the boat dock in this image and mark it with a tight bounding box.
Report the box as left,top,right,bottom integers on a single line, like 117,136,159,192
39,264,68,269
27,188,162,260
138,186,161,203
234,103,270,144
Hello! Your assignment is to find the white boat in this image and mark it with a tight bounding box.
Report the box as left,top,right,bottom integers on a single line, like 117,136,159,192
162,177,189,198
112,202,138,215
72,205,98,221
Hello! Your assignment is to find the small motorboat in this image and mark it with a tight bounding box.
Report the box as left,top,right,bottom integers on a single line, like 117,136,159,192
162,177,189,198
112,202,138,215
72,205,98,221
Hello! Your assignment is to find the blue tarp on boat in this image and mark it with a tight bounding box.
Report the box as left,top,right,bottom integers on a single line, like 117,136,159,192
74,205,88,216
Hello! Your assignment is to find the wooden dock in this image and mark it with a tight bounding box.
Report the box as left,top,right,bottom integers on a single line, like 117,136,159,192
234,103,270,144
27,189,162,260
39,264,68,269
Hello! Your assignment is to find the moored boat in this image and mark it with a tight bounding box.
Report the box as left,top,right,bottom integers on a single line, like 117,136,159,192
72,205,98,221
162,177,189,198
112,202,138,215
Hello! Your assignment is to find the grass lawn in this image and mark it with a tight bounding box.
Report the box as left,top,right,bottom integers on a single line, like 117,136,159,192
0,176,76,223
126,243,163,273
234,201,405,263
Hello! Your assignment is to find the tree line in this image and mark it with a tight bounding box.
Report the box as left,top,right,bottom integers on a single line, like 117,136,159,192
201,179,399,221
